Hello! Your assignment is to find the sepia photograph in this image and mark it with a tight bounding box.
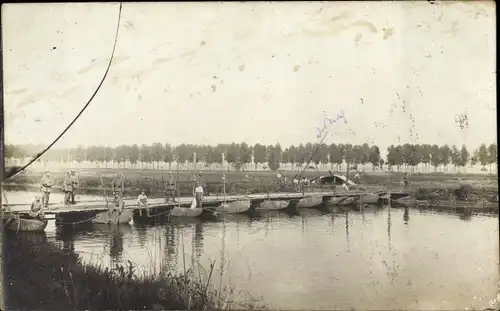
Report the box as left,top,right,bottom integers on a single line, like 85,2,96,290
1,1,498,310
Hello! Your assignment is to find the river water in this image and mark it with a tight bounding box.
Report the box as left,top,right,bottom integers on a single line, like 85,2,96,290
3,191,499,310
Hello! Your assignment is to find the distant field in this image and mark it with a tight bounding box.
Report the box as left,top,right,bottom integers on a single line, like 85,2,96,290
5,167,497,194
13,167,497,180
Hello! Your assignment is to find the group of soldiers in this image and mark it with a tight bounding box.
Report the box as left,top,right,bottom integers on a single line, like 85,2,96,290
112,171,202,210
38,169,79,207
29,169,79,219
276,170,358,194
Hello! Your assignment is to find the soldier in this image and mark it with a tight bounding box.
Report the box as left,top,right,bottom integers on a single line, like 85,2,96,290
310,179,316,192
40,171,53,209
403,172,409,188
29,196,44,219
193,182,204,208
243,173,252,194
165,172,177,203
293,177,299,192
112,173,124,203
63,171,73,205
137,191,148,208
353,171,360,184
300,177,308,195
70,170,79,204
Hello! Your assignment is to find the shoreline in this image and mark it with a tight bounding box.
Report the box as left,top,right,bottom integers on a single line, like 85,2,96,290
3,176,498,200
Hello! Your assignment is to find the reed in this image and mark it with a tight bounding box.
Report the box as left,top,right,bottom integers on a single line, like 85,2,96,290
2,231,267,311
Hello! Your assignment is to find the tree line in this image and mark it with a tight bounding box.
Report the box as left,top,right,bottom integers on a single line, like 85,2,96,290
4,142,497,172
387,143,497,173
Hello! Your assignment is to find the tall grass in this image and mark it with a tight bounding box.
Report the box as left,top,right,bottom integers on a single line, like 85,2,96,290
2,230,267,311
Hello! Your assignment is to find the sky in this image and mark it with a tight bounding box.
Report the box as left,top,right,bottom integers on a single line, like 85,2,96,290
2,1,497,156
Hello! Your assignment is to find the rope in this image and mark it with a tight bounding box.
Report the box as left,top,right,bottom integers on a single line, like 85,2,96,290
3,2,123,181
146,209,171,218
56,215,98,225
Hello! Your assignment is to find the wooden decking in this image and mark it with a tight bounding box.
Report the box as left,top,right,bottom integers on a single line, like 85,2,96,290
3,190,394,215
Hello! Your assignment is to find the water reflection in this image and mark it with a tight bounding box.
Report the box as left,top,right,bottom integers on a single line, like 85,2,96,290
345,211,350,252
55,225,76,253
194,223,204,257
387,204,392,250
165,224,178,271
43,205,498,311
135,222,149,248
404,206,410,225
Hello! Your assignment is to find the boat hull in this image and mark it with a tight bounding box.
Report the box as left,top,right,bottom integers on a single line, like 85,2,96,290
393,196,417,207
327,196,356,206
296,194,323,208
359,193,380,205
170,206,203,217
2,217,48,232
92,209,133,224
256,200,290,211
216,200,252,214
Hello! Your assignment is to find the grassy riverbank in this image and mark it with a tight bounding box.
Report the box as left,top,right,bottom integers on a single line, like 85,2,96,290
2,231,264,311
3,168,498,201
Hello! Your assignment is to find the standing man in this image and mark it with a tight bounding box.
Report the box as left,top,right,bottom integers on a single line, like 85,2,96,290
198,172,204,188
354,171,360,184
193,182,204,209
40,171,53,209
310,179,316,192
137,191,148,208
70,170,79,204
63,172,73,206
243,173,252,194
403,172,409,189
299,177,307,195
293,177,299,192
112,173,124,204
191,173,198,196
165,172,177,203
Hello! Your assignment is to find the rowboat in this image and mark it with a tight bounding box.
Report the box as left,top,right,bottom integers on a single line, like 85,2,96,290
92,209,133,224
215,200,252,214
359,193,380,205
2,216,48,232
255,200,290,211
392,196,417,207
327,196,356,206
169,206,203,217
296,194,323,208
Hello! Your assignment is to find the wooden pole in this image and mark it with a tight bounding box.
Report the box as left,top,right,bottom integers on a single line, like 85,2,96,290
223,172,227,205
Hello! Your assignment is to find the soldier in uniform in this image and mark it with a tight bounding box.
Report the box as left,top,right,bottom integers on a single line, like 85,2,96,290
137,191,148,208
63,172,73,205
70,170,79,204
403,172,409,188
40,171,54,209
165,172,177,203
193,182,204,208
112,173,124,204
29,196,44,219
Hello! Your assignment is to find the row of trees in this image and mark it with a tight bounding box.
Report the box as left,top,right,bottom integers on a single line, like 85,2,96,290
4,142,497,172
387,143,497,173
